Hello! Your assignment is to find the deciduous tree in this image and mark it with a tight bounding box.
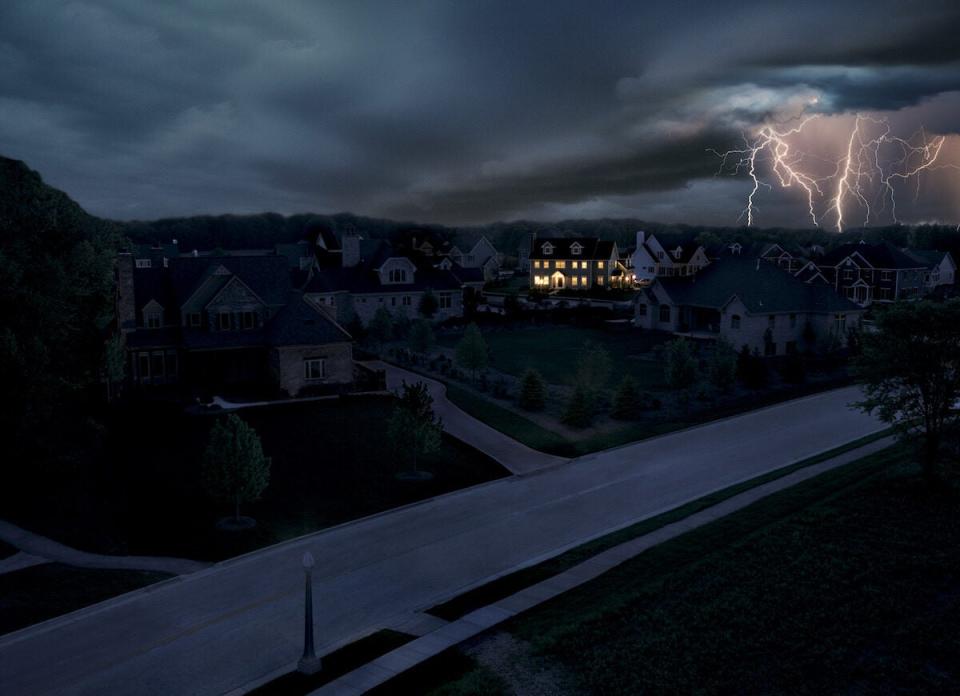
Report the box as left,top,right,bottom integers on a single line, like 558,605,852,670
454,323,489,381
202,414,271,523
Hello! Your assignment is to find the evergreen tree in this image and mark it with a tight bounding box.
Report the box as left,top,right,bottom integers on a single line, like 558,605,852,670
518,368,547,411
454,323,489,381
387,381,443,475
611,375,641,420
418,290,439,318
562,383,593,428
663,338,698,391
202,414,271,523
367,306,394,351
408,318,435,355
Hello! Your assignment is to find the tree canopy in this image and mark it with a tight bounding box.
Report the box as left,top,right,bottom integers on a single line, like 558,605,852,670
455,323,489,380
387,381,443,474
856,299,960,484
202,414,271,521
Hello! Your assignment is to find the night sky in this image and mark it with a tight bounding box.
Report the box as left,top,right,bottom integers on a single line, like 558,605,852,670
2,1,959,227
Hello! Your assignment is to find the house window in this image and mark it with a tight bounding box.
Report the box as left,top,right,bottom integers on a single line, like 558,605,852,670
881,270,893,282
659,305,671,323
146,313,161,329
597,276,604,285
581,276,587,286
138,353,150,380
304,358,325,380
242,311,256,330
657,251,664,260
388,268,408,283
570,276,579,287
835,314,847,333
555,260,566,269
391,297,397,306
542,243,554,255
439,293,452,309
843,269,853,280
571,242,583,255
731,314,741,329
218,311,231,330
135,259,152,269
768,315,775,328
789,313,797,329
402,296,411,306
598,261,605,269
534,260,541,269
188,312,201,327
638,303,648,316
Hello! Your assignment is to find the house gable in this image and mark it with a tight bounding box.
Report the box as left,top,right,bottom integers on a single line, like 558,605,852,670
378,257,417,285
206,275,267,311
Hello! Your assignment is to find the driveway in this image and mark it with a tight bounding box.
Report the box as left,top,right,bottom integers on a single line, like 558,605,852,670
0,386,884,696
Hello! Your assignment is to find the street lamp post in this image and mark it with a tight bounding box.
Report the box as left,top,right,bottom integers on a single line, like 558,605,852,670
298,551,322,675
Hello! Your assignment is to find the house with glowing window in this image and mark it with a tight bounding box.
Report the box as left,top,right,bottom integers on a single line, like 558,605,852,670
529,237,629,290
635,256,864,355
631,231,710,283
116,251,355,396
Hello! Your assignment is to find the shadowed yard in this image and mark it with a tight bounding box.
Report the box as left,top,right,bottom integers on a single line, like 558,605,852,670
4,396,507,563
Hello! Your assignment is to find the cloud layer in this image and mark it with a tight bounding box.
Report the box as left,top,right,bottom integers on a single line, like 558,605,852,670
1,0,958,227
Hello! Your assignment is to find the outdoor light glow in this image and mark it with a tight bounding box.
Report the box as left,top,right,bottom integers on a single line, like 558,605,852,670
711,113,956,231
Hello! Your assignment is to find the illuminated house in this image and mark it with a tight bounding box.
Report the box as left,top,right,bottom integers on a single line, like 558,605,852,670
528,237,627,290
636,256,864,355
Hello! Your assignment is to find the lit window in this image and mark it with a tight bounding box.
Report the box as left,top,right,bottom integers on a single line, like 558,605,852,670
571,276,579,287
581,276,587,286
534,260,541,269
555,260,566,269
597,276,604,285
304,358,325,380
598,261,605,269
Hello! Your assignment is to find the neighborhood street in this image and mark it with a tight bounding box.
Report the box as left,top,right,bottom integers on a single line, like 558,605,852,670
0,386,884,696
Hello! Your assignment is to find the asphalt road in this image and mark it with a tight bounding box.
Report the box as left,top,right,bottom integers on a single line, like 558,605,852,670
0,386,884,696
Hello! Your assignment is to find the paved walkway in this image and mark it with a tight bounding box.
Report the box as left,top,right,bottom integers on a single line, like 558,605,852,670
382,364,568,475
314,435,896,694
0,551,48,575
0,386,884,696
0,520,209,576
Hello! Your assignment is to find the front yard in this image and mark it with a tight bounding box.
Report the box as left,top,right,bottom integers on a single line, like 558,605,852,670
4,396,507,563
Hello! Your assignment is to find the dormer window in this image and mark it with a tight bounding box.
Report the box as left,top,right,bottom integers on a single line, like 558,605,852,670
146,313,161,329
673,246,683,259
541,242,554,256
388,268,408,283
570,242,583,256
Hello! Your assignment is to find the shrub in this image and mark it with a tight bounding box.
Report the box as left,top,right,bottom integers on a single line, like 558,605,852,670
518,369,547,411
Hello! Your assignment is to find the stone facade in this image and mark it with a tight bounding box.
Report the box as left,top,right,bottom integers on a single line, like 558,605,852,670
308,288,463,326
269,342,354,396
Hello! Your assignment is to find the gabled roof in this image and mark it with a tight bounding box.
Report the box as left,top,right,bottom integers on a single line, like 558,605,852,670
303,264,461,295
905,249,952,270
819,241,926,270
169,255,291,307
268,292,352,346
529,237,616,260
657,257,861,314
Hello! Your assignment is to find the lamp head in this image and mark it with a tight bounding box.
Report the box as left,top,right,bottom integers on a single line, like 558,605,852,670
302,552,315,569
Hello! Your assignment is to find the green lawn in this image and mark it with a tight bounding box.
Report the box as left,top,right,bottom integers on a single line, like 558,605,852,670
389,446,960,694
5,396,507,562
439,325,670,390
0,564,171,636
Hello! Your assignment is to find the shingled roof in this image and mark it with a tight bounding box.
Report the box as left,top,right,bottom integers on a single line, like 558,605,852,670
169,255,291,307
819,241,926,270
268,292,352,345
529,237,616,260
657,257,860,314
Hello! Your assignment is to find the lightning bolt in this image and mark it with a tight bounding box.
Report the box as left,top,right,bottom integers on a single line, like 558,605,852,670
711,112,955,231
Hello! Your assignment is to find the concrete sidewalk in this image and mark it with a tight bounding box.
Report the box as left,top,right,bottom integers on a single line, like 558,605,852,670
0,520,209,576
313,435,897,695
383,364,568,475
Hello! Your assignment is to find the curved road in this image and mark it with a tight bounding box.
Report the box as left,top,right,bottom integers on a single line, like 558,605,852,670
0,385,883,695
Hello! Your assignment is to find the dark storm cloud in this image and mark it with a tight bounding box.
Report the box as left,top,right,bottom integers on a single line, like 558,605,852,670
0,0,957,226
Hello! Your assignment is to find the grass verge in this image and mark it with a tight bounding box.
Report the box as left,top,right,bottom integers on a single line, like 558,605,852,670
0,564,171,636
366,647,507,696
246,630,414,696
407,442,960,693
427,429,891,621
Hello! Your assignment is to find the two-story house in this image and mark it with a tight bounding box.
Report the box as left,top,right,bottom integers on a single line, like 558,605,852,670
631,231,710,283
815,242,927,306
529,237,622,290
448,235,501,281
905,249,957,292
636,257,864,355
116,252,354,396
303,235,464,325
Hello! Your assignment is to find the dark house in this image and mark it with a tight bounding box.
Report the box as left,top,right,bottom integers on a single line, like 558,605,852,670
116,251,354,396
815,242,927,306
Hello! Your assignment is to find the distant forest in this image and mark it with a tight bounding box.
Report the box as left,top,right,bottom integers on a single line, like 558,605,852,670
122,210,960,263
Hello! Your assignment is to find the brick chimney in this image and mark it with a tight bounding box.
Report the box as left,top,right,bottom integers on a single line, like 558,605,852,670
116,252,136,333
342,234,361,268
636,230,646,249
